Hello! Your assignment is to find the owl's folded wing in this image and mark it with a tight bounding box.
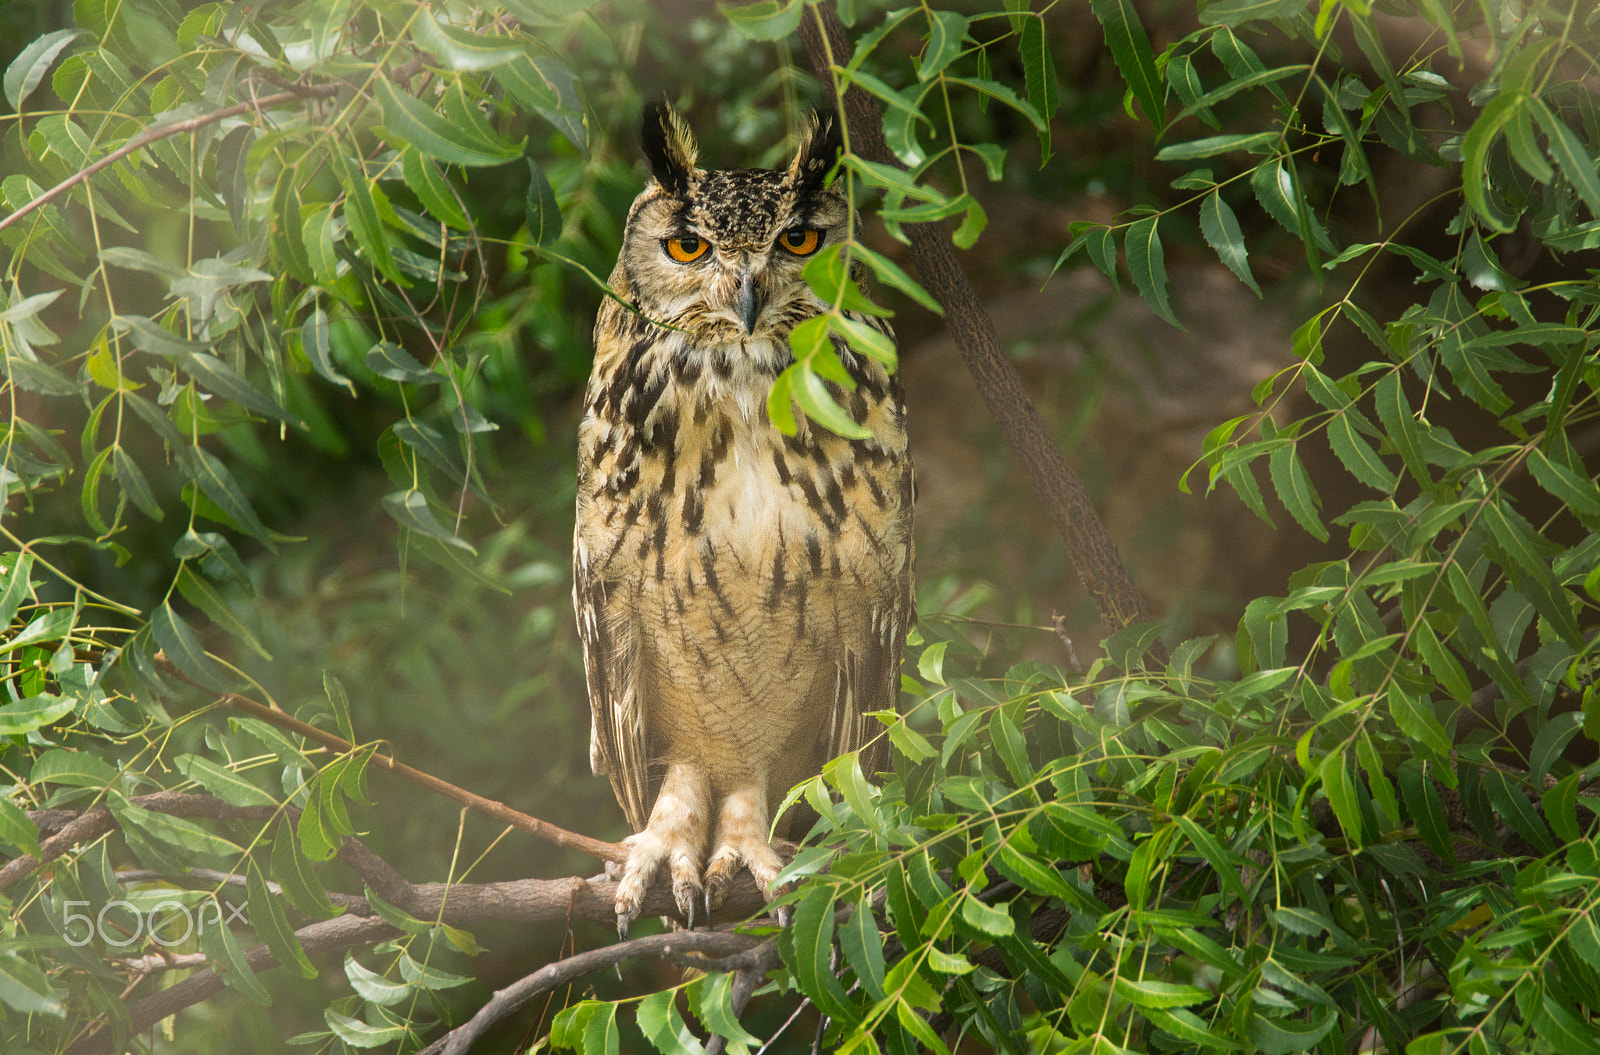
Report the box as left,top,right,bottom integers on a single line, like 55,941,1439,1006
573,550,651,832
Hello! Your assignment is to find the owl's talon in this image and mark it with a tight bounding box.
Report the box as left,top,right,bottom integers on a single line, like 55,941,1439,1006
684,896,697,931
617,915,631,942
774,904,793,928
704,889,714,930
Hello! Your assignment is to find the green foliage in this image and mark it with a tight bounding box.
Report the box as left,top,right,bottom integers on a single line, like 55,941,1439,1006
3,0,1600,1052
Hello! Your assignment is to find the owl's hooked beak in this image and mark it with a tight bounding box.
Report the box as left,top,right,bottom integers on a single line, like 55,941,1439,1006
735,268,764,335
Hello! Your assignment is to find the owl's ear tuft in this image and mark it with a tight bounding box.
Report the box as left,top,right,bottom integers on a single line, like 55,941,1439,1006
640,101,698,194
789,110,843,198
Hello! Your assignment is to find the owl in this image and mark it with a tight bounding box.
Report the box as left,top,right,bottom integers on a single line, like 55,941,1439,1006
573,102,914,935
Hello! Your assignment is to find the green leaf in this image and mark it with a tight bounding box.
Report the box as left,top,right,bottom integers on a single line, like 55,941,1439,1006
792,362,871,440
175,753,277,808
273,815,340,920
827,314,897,369
525,157,561,246
179,350,298,426
1543,773,1581,843
1397,760,1455,865
7,29,81,112
1252,157,1332,257
1199,0,1309,25
995,843,1076,902
297,787,339,862
0,796,40,858
151,601,234,693
788,883,857,1022
838,893,887,1002
945,76,1044,132
960,893,1015,936
1268,444,1327,541
1326,410,1395,491
1248,1006,1337,1053
381,489,476,552
366,341,438,384
344,954,412,1006
114,313,209,356
0,952,64,1017
1156,131,1279,161
176,565,271,662
30,748,117,788
332,150,405,288
0,694,76,736
400,148,470,230
247,858,316,979
1089,0,1163,125
180,446,279,550
1172,815,1248,901
373,76,523,167
1019,15,1058,153
1529,711,1584,786
1374,371,1431,493
637,988,708,1055
1527,448,1600,523
1199,189,1261,295
394,419,468,487
1387,685,1452,759
411,7,522,70
1530,98,1600,220
1114,976,1210,1008
397,951,471,990
112,446,163,521
1124,214,1179,328
0,605,73,656
1410,620,1470,707
300,308,353,392
4,354,78,396
919,10,969,82
113,798,243,858
362,886,430,935
852,242,941,314
1482,769,1554,853
324,1009,406,1048
696,972,765,1049
718,0,802,40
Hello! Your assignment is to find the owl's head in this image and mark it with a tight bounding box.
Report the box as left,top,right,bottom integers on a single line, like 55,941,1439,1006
615,102,846,342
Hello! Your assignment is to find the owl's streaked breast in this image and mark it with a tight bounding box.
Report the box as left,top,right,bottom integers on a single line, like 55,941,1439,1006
576,301,912,769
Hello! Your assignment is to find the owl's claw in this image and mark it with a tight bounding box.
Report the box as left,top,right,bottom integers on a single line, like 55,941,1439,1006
684,896,697,931
704,889,714,930
617,915,630,942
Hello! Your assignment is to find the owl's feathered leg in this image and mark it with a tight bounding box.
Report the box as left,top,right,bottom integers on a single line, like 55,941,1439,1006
703,780,785,913
613,762,710,937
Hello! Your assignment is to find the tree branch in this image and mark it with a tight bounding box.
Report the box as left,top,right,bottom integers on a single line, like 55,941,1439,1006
0,82,340,236
425,930,774,1055
51,805,774,1055
798,2,1156,649
0,792,279,892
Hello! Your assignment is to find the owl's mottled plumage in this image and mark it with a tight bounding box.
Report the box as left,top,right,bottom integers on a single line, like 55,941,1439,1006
573,103,913,932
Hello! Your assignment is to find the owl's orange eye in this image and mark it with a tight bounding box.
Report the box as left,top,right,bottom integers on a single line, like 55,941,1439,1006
778,227,821,256
664,236,710,263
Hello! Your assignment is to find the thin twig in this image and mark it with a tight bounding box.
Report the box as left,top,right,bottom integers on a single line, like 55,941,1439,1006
115,643,627,864
0,83,340,236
